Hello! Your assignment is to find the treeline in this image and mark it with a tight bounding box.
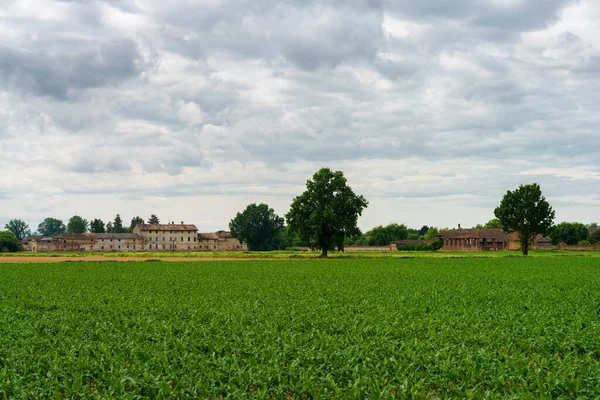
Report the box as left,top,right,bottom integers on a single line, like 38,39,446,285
3,214,162,240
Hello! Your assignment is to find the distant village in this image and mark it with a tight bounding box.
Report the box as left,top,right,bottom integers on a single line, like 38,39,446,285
21,223,248,253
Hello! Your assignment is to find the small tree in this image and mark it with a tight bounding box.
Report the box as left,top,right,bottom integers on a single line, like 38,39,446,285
367,223,408,246
229,203,285,251
286,168,368,257
0,231,19,252
112,214,125,233
106,222,114,233
67,215,89,233
494,183,555,256
37,218,66,237
4,219,31,241
148,214,160,224
90,219,106,233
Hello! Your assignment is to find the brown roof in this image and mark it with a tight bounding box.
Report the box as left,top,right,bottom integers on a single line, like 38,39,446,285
437,229,508,242
55,233,96,240
198,232,219,240
392,240,434,245
95,233,143,240
216,231,233,239
136,223,198,232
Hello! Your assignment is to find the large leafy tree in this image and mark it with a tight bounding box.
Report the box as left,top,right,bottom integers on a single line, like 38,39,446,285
37,218,66,237
0,231,20,252
67,215,89,233
286,168,368,257
494,183,555,256
367,223,408,246
549,222,589,245
4,219,31,241
89,219,106,233
475,218,503,229
229,203,285,251
129,216,144,232
148,214,160,224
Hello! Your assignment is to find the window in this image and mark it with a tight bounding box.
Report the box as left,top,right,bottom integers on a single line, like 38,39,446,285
188,237,190,242
163,245,165,250
101,246,104,250
119,239,121,242
119,245,121,249
181,237,184,242
155,237,158,242
127,245,129,249
149,244,152,249
163,237,165,241
102,239,104,242
194,237,196,242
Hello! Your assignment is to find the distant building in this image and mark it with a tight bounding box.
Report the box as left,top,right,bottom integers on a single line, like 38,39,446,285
198,231,247,251
28,233,145,252
133,222,200,251
437,229,509,251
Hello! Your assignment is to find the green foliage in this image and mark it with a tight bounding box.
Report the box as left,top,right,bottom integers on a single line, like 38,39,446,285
37,217,66,237
494,183,555,256
396,240,442,251
286,168,368,256
578,240,590,246
229,203,285,251
130,216,145,232
418,225,429,236
590,230,600,245
1,258,600,397
550,222,589,245
367,223,408,246
475,218,503,230
110,214,126,233
0,231,19,252
4,219,31,241
89,218,106,233
423,227,440,241
67,215,89,233
148,214,160,224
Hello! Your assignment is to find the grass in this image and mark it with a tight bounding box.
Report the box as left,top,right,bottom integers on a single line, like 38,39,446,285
3,249,600,259
1,258,599,398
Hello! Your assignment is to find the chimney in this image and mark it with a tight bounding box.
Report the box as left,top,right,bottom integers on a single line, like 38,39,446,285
181,221,184,224
458,223,461,229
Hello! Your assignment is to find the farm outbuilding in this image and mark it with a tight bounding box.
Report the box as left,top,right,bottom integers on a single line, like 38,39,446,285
437,229,509,251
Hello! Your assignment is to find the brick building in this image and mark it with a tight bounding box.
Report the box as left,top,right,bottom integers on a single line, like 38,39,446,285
437,228,509,251
133,222,200,251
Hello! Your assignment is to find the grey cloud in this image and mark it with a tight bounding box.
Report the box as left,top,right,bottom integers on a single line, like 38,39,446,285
0,40,143,99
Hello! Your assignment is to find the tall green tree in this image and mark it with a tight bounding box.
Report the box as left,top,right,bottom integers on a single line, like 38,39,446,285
148,214,160,224
106,222,114,233
367,223,408,246
112,214,125,233
67,215,89,233
549,222,589,245
4,219,31,241
286,168,368,257
0,231,19,252
37,218,66,237
229,203,285,251
474,218,503,229
129,216,144,232
494,183,555,256
89,219,106,233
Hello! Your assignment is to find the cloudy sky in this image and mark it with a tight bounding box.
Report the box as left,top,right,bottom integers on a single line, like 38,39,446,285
1,0,599,233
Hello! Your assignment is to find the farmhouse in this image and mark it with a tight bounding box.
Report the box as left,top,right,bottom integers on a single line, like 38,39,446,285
198,231,247,251
437,228,509,251
133,222,200,251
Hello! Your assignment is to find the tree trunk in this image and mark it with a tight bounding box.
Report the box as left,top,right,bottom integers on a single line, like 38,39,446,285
522,240,529,256
320,248,328,257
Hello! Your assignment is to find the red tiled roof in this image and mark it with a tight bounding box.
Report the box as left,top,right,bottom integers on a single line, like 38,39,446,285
198,232,219,240
437,229,508,241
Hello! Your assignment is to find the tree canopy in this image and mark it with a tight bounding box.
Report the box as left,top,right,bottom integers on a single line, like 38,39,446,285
67,215,89,233
494,183,555,256
367,223,408,246
37,218,66,237
286,168,368,257
0,231,19,252
4,219,31,241
229,203,285,251
89,219,106,233
549,222,589,245
148,215,160,224
130,216,144,232
474,218,502,229
110,214,126,233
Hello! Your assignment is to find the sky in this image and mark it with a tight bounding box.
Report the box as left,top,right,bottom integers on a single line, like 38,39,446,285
1,0,599,233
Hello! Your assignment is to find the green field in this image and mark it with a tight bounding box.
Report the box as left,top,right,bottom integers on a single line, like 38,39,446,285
1,258,599,398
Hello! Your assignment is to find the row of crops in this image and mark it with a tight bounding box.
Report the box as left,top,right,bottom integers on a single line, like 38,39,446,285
1,258,599,398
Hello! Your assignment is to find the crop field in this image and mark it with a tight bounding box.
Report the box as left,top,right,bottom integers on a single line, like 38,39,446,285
1,258,599,398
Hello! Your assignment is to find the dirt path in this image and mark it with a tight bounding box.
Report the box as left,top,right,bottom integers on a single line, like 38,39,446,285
0,256,278,263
